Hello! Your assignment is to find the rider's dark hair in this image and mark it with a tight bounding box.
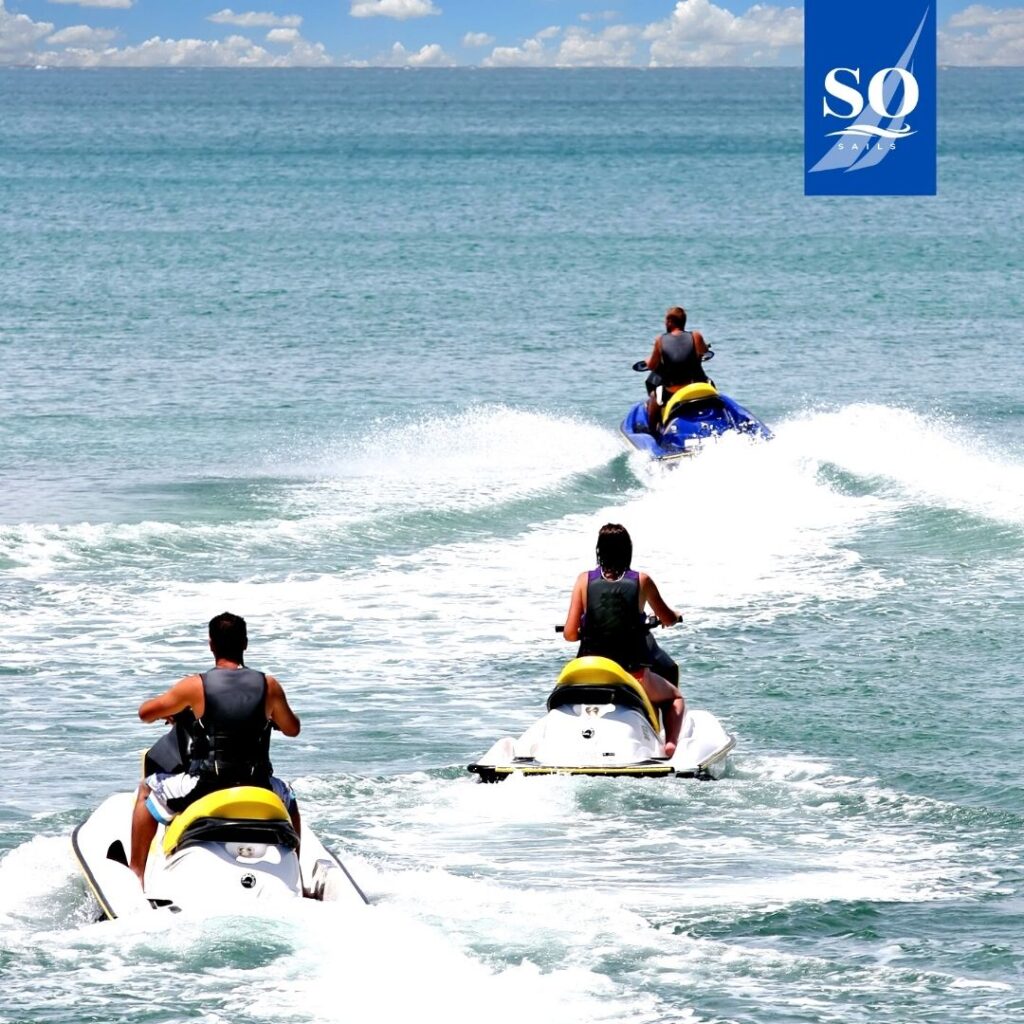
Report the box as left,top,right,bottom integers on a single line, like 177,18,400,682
209,612,247,663
596,523,632,578
665,306,687,330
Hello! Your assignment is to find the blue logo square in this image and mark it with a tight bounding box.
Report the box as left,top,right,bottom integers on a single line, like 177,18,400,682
805,1,936,196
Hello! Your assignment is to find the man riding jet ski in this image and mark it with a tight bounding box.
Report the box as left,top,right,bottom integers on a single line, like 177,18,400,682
620,306,771,461
73,613,367,919
642,306,712,430
467,526,735,781
129,612,300,885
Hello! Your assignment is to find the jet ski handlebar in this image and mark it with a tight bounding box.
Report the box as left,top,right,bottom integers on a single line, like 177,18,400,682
631,348,714,372
555,614,667,634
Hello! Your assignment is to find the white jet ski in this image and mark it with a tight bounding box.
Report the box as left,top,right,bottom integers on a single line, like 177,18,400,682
72,785,368,920
468,655,735,782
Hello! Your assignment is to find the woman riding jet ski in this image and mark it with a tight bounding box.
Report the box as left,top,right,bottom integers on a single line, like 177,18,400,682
620,307,771,461
73,614,367,919
467,526,734,781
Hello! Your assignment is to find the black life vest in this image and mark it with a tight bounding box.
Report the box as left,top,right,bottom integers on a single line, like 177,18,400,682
189,668,273,786
577,568,649,672
658,330,708,388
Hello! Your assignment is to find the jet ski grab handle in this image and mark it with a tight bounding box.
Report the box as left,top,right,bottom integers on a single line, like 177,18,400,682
555,615,662,634
631,348,714,372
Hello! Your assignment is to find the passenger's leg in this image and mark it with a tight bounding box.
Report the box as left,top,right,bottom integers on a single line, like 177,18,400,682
129,783,157,887
646,393,660,432
271,777,301,853
640,669,685,758
647,635,679,686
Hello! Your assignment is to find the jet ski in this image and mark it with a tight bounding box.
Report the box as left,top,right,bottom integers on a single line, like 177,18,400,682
72,784,368,920
467,654,735,782
621,352,771,461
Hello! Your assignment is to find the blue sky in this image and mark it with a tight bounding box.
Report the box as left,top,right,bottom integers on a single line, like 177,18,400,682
2,1,1023,66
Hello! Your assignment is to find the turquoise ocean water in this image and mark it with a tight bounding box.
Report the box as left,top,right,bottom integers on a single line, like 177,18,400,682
1,68,1022,1023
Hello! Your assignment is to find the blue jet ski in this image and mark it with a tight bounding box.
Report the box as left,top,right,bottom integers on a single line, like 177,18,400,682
620,355,771,461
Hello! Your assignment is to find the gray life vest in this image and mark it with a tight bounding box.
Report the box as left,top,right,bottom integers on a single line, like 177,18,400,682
577,568,649,672
190,668,273,784
658,330,708,388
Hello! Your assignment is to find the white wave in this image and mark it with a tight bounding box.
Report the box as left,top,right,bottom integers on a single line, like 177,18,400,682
278,405,622,519
0,835,91,930
620,428,898,621
305,764,971,917
0,405,907,691
0,832,655,1024
0,408,620,579
778,404,1024,527
228,902,652,1024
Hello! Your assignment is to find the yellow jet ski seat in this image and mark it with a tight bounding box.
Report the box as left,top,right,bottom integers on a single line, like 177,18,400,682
548,657,661,732
660,382,719,426
162,786,297,857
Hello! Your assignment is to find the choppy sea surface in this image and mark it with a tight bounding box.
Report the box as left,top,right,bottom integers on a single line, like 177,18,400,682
1,68,1022,1024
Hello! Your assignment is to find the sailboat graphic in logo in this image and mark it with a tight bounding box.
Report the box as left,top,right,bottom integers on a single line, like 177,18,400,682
810,8,929,176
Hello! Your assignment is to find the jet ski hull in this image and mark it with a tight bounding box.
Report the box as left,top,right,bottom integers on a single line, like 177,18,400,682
467,759,721,783
468,660,735,783
72,788,368,920
620,387,771,461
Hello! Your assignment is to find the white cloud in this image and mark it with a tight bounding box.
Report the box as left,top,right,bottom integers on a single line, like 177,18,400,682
483,37,547,67
47,24,116,47
0,0,329,67
38,34,276,66
365,40,453,66
349,0,440,20
484,24,637,67
940,5,1024,65
486,4,1022,68
406,41,451,66
560,24,637,65
8,0,1020,69
643,0,802,66
264,26,299,43
47,0,133,8
0,1,53,57
208,9,302,29
947,4,1024,30
24,31,330,67
277,35,331,65
266,27,300,44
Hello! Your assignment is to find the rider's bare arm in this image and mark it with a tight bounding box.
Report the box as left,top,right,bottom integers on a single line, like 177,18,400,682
646,336,663,370
266,675,300,736
562,572,588,642
639,573,681,627
692,330,708,358
138,674,204,723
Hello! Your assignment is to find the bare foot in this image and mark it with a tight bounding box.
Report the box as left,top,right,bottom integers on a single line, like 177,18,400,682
664,741,676,758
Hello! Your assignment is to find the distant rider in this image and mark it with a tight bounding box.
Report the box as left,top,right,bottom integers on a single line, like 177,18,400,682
562,524,685,756
643,306,709,431
129,612,301,886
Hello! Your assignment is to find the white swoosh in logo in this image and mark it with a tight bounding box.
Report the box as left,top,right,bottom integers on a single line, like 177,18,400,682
825,125,917,139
